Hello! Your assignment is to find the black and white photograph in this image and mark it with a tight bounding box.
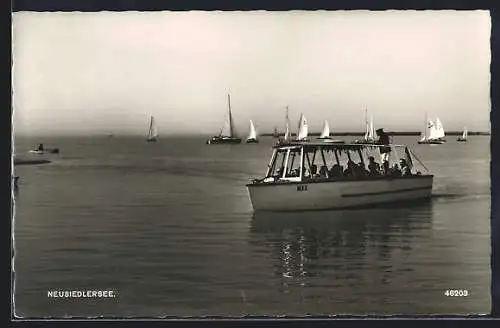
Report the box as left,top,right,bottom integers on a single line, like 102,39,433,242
11,9,492,318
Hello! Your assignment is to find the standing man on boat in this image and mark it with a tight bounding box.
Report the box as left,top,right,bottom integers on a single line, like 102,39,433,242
376,128,391,163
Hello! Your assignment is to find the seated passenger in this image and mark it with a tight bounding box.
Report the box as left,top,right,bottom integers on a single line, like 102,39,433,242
329,164,342,178
390,164,402,177
368,156,381,176
400,159,412,176
343,160,356,177
355,162,368,178
310,164,319,178
275,167,284,178
381,160,390,175
319,165,329,178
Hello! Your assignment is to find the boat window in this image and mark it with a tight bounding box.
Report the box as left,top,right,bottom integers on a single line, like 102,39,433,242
267,149,289,178
266,148,302,179
284,148,302,178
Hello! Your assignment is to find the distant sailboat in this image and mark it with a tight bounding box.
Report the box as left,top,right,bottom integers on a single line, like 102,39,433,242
272,126,279,138
318,120,331,139
418,112,444,144
317,119,344,143
147,115,159,142
246,120,259,143
434,117,446,142
457,126,468,142
206,94,242,144
277,106,292,145
353,108,376,144
296,113,309,141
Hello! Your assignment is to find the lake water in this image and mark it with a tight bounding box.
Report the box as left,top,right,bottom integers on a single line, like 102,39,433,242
12,135,491,317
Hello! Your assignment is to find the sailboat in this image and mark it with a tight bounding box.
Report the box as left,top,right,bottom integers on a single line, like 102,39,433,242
146,115,159,142
206,94,242,144
272,126,280,138
246,120,259,143
434,117,446,142
276,106,292,145
418,113,444,144
318,120,331,139
296,113,309,141
353,109,377,144
317,120,344,143
457,126,468,142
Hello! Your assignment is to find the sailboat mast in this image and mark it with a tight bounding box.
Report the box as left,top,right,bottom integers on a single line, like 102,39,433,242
284,105,290,140
148,116,153,137
227,94,234,137
424,111,427,139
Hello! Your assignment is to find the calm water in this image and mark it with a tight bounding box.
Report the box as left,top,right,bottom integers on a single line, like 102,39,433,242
12,135,491,317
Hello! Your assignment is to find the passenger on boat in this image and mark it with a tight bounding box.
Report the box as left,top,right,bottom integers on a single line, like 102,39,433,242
310,164,319,178
376,128,391,162
276,167,284,178
354,162,368,178
37,143,44,151
319,165,329,178
390,164,402,177
368,156,380,176
400,159,412,176
381,160,390,175
329,164,343,178
343,160,356,177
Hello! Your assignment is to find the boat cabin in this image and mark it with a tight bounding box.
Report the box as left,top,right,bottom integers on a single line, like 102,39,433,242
256,142,427,184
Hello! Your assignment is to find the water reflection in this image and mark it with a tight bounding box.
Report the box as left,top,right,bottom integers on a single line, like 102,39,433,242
250,201,434,288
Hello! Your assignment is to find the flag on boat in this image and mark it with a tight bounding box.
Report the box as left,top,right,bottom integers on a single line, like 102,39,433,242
404,147,413,170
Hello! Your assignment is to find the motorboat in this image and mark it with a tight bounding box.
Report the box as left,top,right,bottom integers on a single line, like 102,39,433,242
246,141,433,212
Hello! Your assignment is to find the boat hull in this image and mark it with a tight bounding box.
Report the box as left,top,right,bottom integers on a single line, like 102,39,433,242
417,140,444,144
246,175,433,212
246,138,259,143
29,148,59,154
207,137,242,144
456,138,467,142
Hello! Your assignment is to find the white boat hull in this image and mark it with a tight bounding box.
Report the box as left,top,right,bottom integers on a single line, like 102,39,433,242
247,175,433,212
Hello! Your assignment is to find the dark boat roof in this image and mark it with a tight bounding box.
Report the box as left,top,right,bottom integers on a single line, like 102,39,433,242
273,141,408,150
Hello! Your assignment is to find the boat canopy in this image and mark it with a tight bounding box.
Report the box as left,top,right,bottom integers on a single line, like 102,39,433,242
260,141,426,183
272,141,409,150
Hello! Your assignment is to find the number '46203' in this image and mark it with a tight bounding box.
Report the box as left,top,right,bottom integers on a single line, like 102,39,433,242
444,289,469,297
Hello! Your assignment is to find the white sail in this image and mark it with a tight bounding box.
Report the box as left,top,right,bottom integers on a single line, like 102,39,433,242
147,116,159,140
284,106,291,141
419,131,426,142
247,120,257,140
462,126,468,139
363,109,370,140
320,120,330,138
296,113,308,141
427,120,438,140
220,94,236,137
367,115,375,140
435,117,445,139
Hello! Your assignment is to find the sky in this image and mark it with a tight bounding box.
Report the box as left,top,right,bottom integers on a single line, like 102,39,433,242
12,10,491,136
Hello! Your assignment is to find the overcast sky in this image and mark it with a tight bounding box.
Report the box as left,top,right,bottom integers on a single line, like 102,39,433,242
12,10,491,136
